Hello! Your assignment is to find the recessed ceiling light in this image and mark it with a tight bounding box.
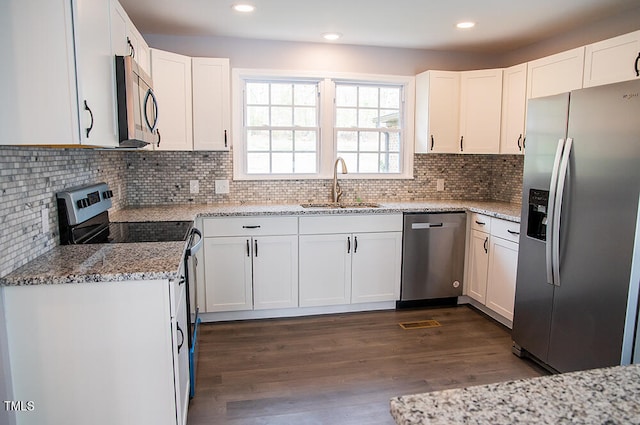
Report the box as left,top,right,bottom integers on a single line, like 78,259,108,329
456,21,476,29
322,32,342,41
232,4,255,13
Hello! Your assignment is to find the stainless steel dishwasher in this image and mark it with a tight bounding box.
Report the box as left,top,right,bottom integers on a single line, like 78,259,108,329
399,212,466,305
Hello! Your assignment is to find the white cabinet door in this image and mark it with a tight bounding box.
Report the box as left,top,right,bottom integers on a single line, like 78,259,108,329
203,237,253,312
151,49,193,151
459,69,503,154
486,236,519,321
0,0,80,145
299,234,352,307
583,30,640,88
75,0,118,147
109,0,129,56
127,24,150,75
351,232,402,303
527,47,585,99
252,235,299,310
415,70,460,153
192,58,231,151
500,63,527,154
172,283,189,425
467,229,490,304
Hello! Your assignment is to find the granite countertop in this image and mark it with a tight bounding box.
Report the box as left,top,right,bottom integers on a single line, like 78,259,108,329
110,200,522,223
1,199,521,287
0,242,185,286
390,364,640,425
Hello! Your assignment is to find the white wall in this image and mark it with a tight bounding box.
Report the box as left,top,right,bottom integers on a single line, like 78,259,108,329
144,34,500,75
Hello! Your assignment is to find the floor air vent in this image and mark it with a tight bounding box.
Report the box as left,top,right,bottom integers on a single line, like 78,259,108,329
398,319,441,330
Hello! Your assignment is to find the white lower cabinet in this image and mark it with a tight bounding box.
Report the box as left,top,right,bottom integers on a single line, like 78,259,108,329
298,214,403,307
2,279,188,425
465,213,520,324
202,217,298,312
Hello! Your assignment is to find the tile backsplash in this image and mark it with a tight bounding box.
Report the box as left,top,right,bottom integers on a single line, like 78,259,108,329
0,146,522,276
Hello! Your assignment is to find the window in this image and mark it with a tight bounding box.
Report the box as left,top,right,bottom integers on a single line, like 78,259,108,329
244,81,319,174
335,83,403,173
233,69,415,180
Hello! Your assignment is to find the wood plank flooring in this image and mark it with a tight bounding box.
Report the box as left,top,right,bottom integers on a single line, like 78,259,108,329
187,306,547,424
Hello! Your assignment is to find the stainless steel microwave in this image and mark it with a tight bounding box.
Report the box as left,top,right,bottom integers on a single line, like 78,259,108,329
114,55,159,148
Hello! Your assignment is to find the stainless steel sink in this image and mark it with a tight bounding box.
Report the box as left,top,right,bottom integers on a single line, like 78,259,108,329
300,202,380,209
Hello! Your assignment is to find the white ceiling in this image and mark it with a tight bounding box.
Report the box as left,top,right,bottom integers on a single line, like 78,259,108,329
119,0,640,53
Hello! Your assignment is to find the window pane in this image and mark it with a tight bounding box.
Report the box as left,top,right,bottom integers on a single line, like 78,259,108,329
247,106,269,126
387,132,400,152
294,84,317,106
336,108,357,127
360,132,379,151
358,109,379,128
336,85,357,107
271,106,292,126
271,84,292,105
380,87,400,108
272,152,293,173
380,110,399,128
388,153,400,172
337,131,357,151
359,153,380,172
359,86,378,108
246,130,270,151
340,153,358,172
295,131,316,151
272,130,293,151
294,153,316,173
246,83,269,105
247,153,270,174
294,107,316,127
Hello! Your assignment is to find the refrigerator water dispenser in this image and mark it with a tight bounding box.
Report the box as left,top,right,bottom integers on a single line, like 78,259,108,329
527,189,548,241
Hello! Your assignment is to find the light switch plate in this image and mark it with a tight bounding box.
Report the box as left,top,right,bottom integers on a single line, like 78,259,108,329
436,179,445,191
190,180,200,194
215,179,230,194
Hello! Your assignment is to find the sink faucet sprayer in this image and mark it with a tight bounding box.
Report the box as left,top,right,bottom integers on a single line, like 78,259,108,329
332,157,348,203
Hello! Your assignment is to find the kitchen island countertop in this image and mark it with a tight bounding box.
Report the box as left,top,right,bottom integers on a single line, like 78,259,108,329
390,364,640,425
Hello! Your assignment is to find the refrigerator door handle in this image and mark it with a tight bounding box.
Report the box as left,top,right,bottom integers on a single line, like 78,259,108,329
546,138,566,285
552,137,573,287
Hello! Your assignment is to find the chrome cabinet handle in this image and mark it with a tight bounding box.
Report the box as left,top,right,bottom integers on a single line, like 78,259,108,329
84,100,94,138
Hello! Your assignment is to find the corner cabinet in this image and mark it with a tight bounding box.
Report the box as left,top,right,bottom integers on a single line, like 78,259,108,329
465,213,520,326
202,216,298,312
298,214,402,307
150,49,194,151
459,69,503,154
2,279,189,425
583,30,640,88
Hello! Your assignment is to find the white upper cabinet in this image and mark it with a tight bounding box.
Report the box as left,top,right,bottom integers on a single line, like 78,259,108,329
192,58,231,151
1,0,80,145
75,0,119,147
110,0,150,75
527,47,585,99
415,71,460,153
151,49,194,151
500,63,527,154
459,69,503,154
583,30,640,88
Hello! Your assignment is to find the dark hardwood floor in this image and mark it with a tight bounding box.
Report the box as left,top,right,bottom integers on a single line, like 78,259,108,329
187,306,547,424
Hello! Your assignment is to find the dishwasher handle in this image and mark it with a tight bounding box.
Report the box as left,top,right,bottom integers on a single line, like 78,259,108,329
411,222,444,229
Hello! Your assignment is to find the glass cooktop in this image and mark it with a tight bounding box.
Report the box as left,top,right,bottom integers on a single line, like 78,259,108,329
106,221,193,243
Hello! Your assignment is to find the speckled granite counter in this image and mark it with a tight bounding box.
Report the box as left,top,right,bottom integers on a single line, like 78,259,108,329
110,200,522,223
390,364,640,425
0,241,185,286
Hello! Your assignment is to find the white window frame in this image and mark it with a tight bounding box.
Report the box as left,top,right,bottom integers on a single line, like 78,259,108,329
232,68,415,180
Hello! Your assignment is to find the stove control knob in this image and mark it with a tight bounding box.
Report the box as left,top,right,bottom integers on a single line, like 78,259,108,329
76,198,89,209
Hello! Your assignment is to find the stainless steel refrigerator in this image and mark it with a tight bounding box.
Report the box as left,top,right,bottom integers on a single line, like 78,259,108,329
512,79,640,373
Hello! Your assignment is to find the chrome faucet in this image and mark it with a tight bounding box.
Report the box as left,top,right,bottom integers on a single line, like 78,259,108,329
332,157,348,203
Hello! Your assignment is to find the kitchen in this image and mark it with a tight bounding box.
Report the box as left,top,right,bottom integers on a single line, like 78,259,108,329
1,0,640,424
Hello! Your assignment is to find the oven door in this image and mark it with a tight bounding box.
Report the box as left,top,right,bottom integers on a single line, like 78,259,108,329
183,228,202,398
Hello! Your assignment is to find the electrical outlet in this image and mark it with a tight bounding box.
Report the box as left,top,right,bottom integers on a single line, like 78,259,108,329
215,179,230,194
436,179,445,192
190,180,199,194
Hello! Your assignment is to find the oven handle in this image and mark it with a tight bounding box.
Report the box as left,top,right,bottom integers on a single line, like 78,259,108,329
186,228,203,257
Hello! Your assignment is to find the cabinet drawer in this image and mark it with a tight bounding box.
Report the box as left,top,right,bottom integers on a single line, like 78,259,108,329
299,214,402,235
470,213,491,233
203,216,298,237
491,218,521,243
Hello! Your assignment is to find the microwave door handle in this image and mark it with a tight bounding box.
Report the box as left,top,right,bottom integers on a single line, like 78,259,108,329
144,89,159,132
